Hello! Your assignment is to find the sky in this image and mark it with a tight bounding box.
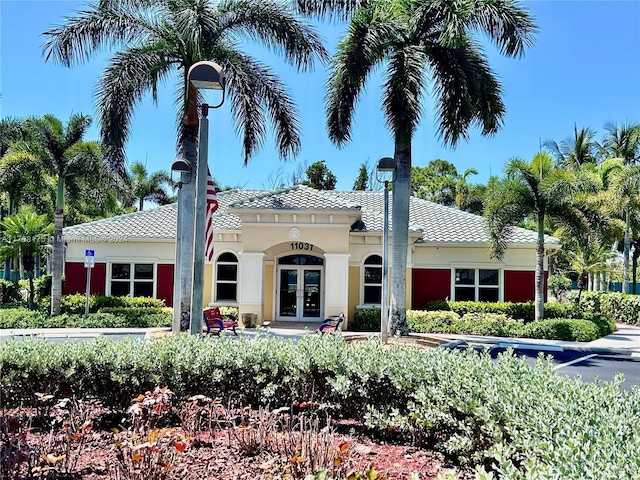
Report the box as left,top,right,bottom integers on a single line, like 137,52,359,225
1,0,640,192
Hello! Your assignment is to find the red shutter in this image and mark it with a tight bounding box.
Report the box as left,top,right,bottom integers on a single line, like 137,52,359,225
156,264,174,307
504,270,547,302
63,262,106,296
412,269,451,309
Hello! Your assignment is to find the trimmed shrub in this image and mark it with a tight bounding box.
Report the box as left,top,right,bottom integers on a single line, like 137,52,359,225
99,307,172,327
0,308,48,328
1,336,639,479
0,279,22,305
407,310,460,333
456,313,523,337
350,307,381,331
519,318,600,342
33,274,52,301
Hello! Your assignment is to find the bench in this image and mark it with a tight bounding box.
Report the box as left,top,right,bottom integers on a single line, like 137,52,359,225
203,307,238,336
316,312,345,334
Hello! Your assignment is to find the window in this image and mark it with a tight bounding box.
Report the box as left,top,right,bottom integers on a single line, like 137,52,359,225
110,263,154,297
454,268,500,302
216,252,238,302
363,255,382,304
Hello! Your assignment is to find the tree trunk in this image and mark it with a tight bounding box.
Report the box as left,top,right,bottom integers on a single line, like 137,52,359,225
623,208,630,294
51,177,64,316
535,213,545,321
389,137,411,336
632,241,639,294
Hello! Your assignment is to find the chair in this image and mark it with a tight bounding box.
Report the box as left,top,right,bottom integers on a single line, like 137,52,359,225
316,312,345,334
203,307,238,336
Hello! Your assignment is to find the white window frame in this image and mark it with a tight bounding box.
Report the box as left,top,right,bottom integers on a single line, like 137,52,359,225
361,254,383,306
108,262,157,298
214,251,239,304
451,267,502,302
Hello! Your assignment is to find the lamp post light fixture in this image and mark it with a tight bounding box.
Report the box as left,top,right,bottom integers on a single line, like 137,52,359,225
376,156,397,344
186,61,224,336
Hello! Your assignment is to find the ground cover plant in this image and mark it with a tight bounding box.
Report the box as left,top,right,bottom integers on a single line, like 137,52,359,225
1,334,639,479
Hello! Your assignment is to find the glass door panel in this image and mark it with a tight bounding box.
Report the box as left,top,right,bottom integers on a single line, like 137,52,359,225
302,269,321,318
279,269,298,317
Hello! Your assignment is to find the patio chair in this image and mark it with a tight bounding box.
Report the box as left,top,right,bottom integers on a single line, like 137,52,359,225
316,312,345,334
203,307,238,336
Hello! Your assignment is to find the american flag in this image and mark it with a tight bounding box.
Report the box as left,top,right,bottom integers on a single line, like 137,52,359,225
205,168,219,261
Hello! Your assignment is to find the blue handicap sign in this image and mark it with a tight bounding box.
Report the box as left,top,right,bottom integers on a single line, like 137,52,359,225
85,250,95,256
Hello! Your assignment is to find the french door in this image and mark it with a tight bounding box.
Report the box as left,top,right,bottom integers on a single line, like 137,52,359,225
276,255,323,321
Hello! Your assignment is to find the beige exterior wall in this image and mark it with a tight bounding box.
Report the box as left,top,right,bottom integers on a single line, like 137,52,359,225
65,240,175,263
347,265,360,329
412,244,544,270
263,263,274,322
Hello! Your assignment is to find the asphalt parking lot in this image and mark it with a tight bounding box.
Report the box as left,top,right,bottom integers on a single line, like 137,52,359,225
468,345,640,390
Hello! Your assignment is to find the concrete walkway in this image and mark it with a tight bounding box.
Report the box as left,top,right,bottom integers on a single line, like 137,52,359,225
2,323,640,355
430,323,640,355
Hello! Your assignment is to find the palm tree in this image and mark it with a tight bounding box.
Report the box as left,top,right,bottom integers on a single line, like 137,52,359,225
601,121,640,165
544,124,600,169
19,114,103,315
484,152,590,321
43,0,328,173
603,164,640,293
0,212,53,309
565,240,617,303
124,161,174,211
297,0,536,334
43,0,327,330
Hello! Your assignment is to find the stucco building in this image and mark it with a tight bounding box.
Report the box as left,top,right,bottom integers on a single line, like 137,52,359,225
62,185,559,326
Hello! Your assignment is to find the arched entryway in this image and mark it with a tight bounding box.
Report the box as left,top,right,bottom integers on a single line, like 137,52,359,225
276,254,324,321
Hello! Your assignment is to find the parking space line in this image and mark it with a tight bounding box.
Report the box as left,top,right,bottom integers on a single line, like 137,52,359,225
553,353,598,370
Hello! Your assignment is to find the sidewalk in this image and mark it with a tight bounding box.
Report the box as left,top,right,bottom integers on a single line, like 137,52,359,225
2,324,640,355
429,323,640,355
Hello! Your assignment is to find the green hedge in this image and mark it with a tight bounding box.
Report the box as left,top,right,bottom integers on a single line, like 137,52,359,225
1,335,639,479
424,300,582,322
350,307,381,331
0,279,22,305
355,306,613,341
37,294,166,314
98,307,172,327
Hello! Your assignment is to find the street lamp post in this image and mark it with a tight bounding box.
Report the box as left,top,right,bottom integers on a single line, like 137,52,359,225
172,61,224,335
376,157,397,344
188,62,225,336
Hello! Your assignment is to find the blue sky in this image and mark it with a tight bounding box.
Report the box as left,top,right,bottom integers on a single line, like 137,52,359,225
1,1,640,191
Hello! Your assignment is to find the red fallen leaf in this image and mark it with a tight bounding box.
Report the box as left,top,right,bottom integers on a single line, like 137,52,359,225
300,402,308,408
159,462,174,469
173,441,187,452
133,394,145,403
340,442,350,453
131,453,143,461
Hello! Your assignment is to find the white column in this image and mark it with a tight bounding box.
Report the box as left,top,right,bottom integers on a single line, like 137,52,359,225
238,251,265,320
323,253,350,317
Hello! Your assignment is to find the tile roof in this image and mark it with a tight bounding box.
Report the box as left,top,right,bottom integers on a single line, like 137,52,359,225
63,186,558,246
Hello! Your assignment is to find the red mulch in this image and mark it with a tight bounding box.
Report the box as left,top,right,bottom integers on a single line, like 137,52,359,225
2,401,474,480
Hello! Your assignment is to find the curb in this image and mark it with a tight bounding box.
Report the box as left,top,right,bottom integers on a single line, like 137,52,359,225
456,336,640,356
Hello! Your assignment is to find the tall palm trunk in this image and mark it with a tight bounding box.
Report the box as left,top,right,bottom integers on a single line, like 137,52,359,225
535,213,545,321
632,243,639,294
390,138,411,336
623,208,630,294
51,177,64,315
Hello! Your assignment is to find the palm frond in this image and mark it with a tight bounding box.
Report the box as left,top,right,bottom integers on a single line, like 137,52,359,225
96,43,175,173
42,0,159,66
218,0,329,69
325,8,393,145
427,37,504,146
64,113,94,147
382,45,427,143
294,0,369,21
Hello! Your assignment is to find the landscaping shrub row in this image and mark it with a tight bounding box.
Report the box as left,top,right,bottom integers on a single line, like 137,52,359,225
352,306,614,341
424,300,581,321
37,294,166,314
0,307,172,329
571,291,640,325
1,335,638,479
